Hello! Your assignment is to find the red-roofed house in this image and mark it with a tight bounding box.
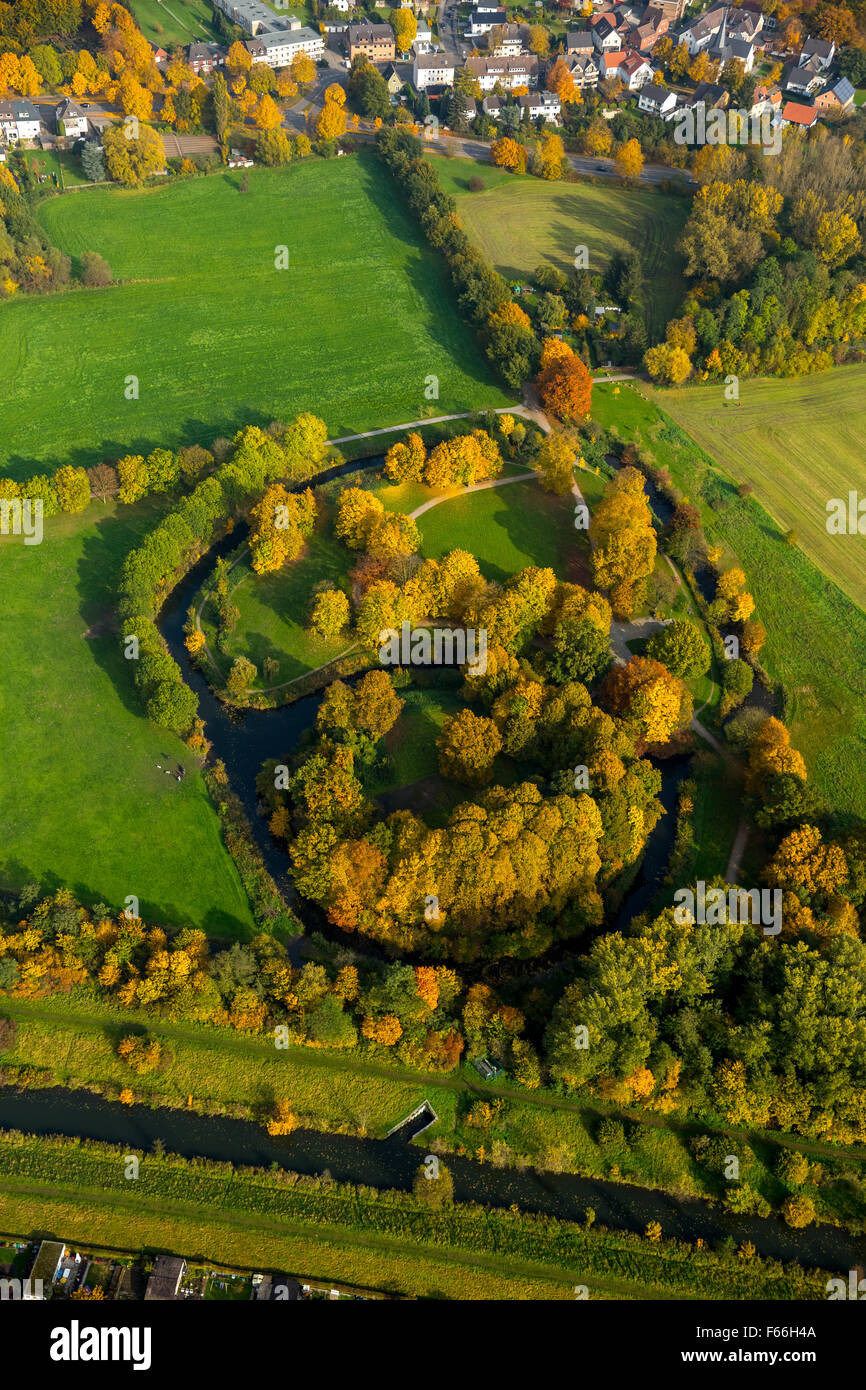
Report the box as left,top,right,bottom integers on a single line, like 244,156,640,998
603,48,653,88
781,100,817,127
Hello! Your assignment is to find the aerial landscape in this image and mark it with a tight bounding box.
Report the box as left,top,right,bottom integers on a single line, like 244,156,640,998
1,0,865,1357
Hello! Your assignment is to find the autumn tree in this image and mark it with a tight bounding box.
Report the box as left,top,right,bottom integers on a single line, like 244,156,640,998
335,486,384,550
317,83,347,141
528,24,550,57
644,341,692,385
227,655,257,696
589,467,657,618
54,465,91,513
745,718,808,793
534,338,592,422
392,9,417,53
249,485,317,574
384,431,426,483
255,93,282,130
437,709,502,786
491,135,523,171
614,138,643,181
532,430,576,495
538,130,565,180
646,619,710,678
102,122,165,186
546,57,576,105
291,53,316,86
309,587,350,638
600,656,692,747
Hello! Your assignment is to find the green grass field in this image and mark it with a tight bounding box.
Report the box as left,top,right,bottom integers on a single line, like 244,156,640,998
2,157,511,480
24,148,89,189
200,515,356,689
130,0,220,45
647,370,866,615
417,477,578,583
593,381,866,817
440,160,690,341
0,502,255,933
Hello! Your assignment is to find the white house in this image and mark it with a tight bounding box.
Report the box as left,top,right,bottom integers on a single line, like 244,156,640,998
488,23,524,56
467,6,507,35
213,0,301,35
519,90,561,119
465,54,539,90
637,84,678,117
0,99,41,143
413,20,433,53
413,53,456,88
55,97,88,140
799,36,835,70
604,49,653,88
592,17,622,52
245,25,324,66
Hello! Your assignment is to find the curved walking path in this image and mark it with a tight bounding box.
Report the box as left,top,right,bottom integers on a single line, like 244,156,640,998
408,469,535,521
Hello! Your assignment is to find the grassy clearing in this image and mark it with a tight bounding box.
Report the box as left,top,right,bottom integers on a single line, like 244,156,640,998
0,503,254,933
647,370,866,615
417,477,578,583
24,148,89,188
440,162,690,341
2,157,511,479
130,0,220,45
366,686,464,795
199,514,355,688
593,382,866,818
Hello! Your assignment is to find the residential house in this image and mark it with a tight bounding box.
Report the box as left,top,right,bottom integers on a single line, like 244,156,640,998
465,54,539,90
592,17,622,52
25,1242,67,1299
413,52,456,88
246,25,324,66
603,48,652,88
144,1256,187,1301
519,90,562,118
187,41,227,75
55,97,88,140
678,5,761,57
383,63,404,95
328,0,353,10
151,46,169,66
345,22,395,62
784,56,828,97
813,76,854,113
637,83,678,117
705,11,756,72
0,99,41,143
565,30,594,54
565,52,600,87
799,36,835,70
467,6,507,36
212,0,300,35
482,93,502,115
781,99,818,128
680,80,729,110
413,20,433,52
748,81,782,117
488,23,525,56
652,0,687,19
627,16,668,53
